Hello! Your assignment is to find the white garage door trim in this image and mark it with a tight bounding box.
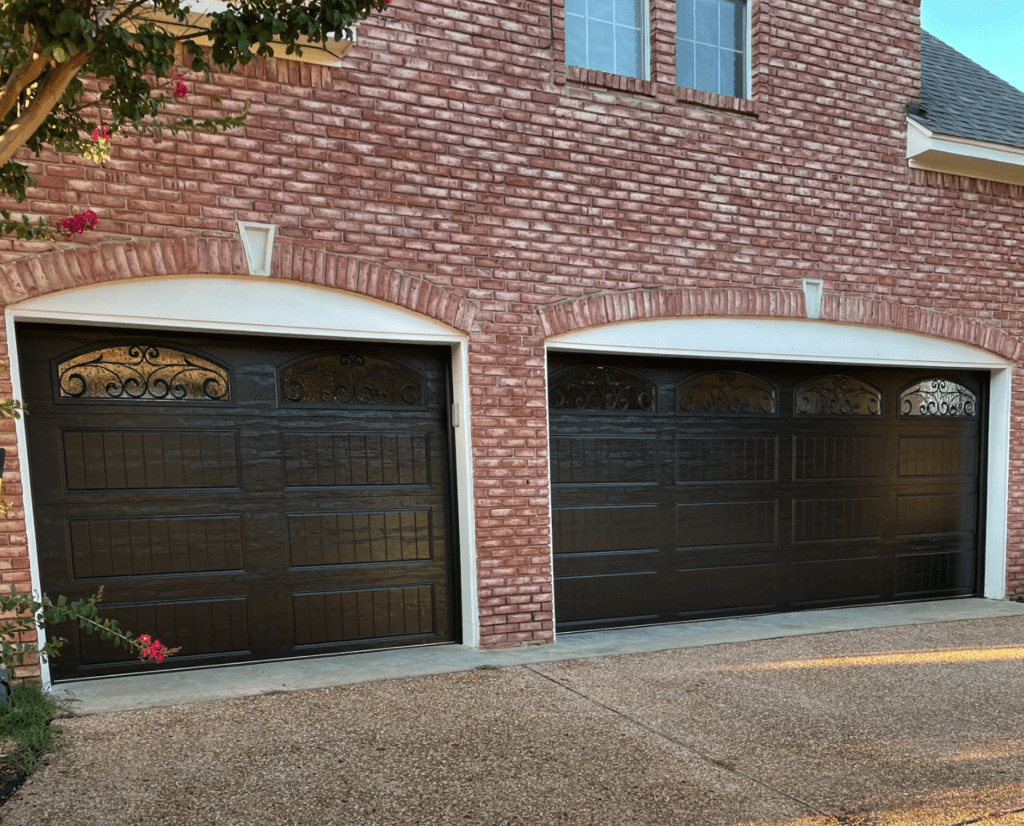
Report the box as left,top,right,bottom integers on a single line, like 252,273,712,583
6,275,479,686
546,317,1012,619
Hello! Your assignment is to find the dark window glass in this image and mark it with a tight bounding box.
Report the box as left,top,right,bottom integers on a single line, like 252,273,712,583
566,0,646,79
676,0,746,97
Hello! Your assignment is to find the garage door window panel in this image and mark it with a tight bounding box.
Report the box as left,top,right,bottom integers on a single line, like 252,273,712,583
677,370,777,416
549,363,656,412
794,375,883,416
56,343,231,403
279,352,425,408
899,379,978,417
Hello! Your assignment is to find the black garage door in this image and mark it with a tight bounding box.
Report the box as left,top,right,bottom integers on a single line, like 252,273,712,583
549,354,985,631
19,324,457,680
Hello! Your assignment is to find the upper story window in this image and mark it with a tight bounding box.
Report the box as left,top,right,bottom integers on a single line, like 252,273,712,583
676,0,747,98
565,0,648,80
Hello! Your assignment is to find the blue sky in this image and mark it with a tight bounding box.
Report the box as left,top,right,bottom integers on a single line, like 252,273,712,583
921,0,1024,91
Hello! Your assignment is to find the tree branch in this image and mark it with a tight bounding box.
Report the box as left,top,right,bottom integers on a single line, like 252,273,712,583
0,49,91,167
0,48,51,125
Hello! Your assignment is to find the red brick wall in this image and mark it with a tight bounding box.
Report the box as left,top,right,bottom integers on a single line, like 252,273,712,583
1,0,1023,650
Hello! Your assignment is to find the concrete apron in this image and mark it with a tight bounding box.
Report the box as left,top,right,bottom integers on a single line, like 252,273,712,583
53,597,1024,715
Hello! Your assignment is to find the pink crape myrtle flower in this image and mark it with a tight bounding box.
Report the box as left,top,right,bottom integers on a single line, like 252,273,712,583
172,73,188,99
138,633,170,663
57,209,98,240
91,125,111,144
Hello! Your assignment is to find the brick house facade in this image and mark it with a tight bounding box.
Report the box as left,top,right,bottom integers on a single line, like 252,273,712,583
0,0,1022,682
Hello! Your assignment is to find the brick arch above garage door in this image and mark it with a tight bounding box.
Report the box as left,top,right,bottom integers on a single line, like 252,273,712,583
0,238,479,333
538,286,1023,362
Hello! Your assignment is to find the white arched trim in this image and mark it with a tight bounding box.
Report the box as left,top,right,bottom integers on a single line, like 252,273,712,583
9,275,460,342
6,276,480,686
546,317,1012,608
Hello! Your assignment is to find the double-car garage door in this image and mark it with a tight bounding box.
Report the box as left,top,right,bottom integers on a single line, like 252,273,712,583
19,325,457,680
549,354,985,631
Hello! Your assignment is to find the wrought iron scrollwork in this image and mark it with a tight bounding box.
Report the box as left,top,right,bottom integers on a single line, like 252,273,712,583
58,345,230,401
678,371,777,415
795,375,882,416
281,354,423,406
549,365,655,412
900,379,977,417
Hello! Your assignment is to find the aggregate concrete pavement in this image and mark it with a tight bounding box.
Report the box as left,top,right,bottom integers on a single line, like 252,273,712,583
4,602,1024,825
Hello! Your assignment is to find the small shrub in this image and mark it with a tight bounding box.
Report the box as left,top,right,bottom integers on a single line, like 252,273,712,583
0,683,74,777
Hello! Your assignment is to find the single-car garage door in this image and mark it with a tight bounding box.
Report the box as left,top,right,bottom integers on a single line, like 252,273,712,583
548,354,984,631
19,324,457,680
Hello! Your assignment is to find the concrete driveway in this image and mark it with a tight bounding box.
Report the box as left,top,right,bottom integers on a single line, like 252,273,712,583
5,602,1024,825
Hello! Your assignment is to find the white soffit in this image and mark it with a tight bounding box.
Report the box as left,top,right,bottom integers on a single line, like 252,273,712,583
907,116,1024,186
547,317,1010,369
9,276,459,342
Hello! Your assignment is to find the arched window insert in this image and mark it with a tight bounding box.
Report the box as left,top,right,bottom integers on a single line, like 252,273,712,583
794,375,882,416
57,345,230,402
548,364,656,412
279,353,424,407
677,370,777,415
899,379,977,417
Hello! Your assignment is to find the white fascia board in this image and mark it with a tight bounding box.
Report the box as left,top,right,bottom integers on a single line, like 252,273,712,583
907,116,1024,186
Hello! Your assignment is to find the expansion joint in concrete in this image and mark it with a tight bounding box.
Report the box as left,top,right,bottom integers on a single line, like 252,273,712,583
522,663,821,817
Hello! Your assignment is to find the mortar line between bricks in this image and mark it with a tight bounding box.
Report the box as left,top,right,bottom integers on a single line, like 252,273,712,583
523,664,823,817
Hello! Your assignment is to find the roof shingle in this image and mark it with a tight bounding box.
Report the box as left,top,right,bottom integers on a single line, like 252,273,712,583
913,31,1024,150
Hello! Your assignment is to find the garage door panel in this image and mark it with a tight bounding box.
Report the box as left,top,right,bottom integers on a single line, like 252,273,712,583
555,572,661,628
61,428,241,491
791,497,883,543
551,354,983,631
553,504,658,555
895,551,975,596
76,597,251,668
69,514,246,579
550,435,658,485
675,564,778,615
675,436,779,483
282,431,432,488
791,435,884,479
287,509,436,567
676,500,778,549
898,436,979,477
791,557,883,605
897,493,978,536
292,584,437,647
